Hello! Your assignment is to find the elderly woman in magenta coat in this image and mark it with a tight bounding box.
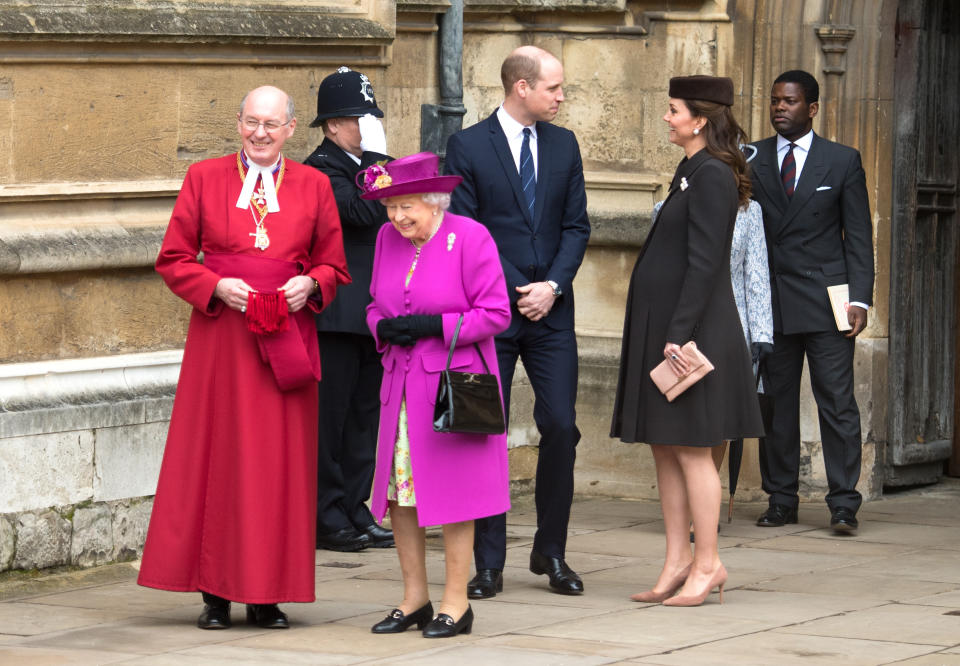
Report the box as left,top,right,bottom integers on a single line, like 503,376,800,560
360,152,511,638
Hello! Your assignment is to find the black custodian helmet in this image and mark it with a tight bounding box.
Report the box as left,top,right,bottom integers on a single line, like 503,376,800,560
309,66,384,127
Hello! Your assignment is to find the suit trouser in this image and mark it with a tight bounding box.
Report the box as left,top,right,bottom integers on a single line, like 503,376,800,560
316,332,383,533
473,320,580,570
759,329,862,512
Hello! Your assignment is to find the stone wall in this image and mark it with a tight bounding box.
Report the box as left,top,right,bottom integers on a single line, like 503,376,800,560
0,0,899,573
0,351,177,571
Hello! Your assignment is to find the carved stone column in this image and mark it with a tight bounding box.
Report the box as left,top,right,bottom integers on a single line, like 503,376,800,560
816,25,856,142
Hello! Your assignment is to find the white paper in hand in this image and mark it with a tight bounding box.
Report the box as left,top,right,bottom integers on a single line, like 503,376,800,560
827,284,853,331
358,114,387,155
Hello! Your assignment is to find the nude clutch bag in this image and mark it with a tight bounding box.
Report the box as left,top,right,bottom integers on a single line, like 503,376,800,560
649,341,715,402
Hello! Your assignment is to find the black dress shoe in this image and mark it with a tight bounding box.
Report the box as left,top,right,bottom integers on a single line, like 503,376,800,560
360,523,395,548
830,507,859,533
529,551,583,595
371,601,433,633
246,604,289,629
467,569,503,599
422,605,473,638
316,526,371,552
756,504,799,527
197,602,231,630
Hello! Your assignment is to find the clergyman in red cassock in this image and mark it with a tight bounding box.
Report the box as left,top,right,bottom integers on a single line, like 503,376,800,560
137,86,350,630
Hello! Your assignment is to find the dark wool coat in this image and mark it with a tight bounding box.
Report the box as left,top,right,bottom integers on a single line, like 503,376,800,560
304,137,391,336
611,149,764,446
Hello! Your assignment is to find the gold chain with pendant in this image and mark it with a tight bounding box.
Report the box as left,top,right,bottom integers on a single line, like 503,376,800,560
237,152,286,251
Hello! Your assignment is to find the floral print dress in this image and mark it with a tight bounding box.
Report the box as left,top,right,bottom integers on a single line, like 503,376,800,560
386,230,441,506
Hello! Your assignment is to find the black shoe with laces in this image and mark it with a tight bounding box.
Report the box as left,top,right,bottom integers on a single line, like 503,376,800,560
830,506,859,534
756,504,798,527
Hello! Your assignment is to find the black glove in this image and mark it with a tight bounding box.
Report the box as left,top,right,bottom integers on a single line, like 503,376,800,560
751,341,774,365
376,317,413,346
400,314,443,341
376,315,442,347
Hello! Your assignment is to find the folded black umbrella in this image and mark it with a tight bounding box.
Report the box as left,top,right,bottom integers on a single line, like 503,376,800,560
727,362,774,522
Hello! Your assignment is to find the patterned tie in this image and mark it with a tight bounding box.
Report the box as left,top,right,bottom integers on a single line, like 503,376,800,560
520,127,536,218
780,142,797,197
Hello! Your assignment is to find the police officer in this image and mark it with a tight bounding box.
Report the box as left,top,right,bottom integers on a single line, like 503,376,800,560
305,67,394,551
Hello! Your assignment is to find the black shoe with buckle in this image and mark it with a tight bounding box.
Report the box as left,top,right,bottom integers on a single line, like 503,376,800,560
422,605,474,638
830,507,859,534
529,551,584,595
371,601,433,633
246,604,289,629
756,504,799,527
467,569,503,599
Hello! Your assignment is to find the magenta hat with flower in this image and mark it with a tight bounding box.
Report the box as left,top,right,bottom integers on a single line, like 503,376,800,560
357,151,462,200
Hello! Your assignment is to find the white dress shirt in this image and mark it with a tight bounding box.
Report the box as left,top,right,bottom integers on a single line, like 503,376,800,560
776,129,813,183
497,105,538,176
342,146,361,165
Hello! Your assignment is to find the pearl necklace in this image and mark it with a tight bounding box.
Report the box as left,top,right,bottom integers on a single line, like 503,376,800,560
405,216,443,286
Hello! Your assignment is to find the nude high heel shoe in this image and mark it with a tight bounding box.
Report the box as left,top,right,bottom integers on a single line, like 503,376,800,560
662,564,727,607
629,564,692,603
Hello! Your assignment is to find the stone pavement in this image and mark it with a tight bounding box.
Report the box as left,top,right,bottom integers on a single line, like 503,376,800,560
2,480,959,665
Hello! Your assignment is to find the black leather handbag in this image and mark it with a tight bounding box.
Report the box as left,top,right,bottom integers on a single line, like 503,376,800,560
433,315,506,435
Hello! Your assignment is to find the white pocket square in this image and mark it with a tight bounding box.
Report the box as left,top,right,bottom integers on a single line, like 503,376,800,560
816,185,832,191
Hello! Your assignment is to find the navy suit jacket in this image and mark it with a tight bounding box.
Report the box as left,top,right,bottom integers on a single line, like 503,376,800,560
444,111,590,337
749,133,874,334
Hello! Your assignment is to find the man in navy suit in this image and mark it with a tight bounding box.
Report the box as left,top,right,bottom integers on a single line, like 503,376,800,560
304,67,395,552
749,70,874,534
445,45,590,596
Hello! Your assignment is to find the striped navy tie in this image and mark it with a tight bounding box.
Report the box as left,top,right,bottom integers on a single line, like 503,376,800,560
780,142,797,197
520,127,536,217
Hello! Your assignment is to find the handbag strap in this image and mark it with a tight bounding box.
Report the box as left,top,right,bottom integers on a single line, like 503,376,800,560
445,314,492,374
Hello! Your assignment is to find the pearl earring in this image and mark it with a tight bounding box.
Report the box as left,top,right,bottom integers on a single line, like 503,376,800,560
693,127,700,136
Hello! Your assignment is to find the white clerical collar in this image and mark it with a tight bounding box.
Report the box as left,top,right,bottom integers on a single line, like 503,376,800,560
236,152,281,213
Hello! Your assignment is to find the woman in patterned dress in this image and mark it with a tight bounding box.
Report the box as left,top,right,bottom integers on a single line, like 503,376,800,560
361,152,511,638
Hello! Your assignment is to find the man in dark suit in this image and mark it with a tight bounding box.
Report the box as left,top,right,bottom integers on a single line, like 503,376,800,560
445,45,590,596
304,67,394,551
749,70,874,534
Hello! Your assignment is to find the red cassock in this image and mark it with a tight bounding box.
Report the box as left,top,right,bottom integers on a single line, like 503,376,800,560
137,154,350,604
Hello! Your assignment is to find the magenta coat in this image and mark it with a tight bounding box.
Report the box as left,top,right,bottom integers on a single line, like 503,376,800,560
366,212,511,526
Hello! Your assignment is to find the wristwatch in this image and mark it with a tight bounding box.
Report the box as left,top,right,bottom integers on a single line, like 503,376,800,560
547,280,562,297
311,278,320,294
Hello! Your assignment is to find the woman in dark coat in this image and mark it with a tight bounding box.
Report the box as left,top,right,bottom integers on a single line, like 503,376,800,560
610,76,764,606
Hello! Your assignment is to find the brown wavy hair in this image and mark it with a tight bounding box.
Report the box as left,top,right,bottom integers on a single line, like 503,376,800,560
682,98,751,207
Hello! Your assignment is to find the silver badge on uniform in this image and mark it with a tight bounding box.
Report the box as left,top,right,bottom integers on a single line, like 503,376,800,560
359,73,375,103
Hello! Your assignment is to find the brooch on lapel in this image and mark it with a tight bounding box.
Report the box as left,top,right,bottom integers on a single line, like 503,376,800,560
447,232,456,251
680,177,689,191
